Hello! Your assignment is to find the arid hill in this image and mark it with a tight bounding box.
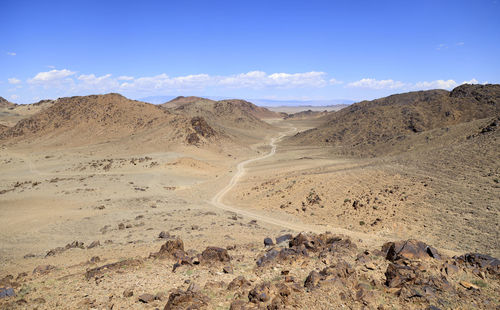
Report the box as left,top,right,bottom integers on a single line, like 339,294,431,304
284,109,329,120
163,96,281,120
0,99,55,127
160,97,280,141
0,93,219,148
218,99,282,119
0,123,9,134
0,96,16,109
287,84,500,155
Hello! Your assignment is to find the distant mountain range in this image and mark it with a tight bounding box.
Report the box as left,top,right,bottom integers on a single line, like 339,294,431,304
138,95,354,107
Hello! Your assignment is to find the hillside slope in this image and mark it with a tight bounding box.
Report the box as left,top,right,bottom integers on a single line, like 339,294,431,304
161,96,281,128
0,93,219,148
0,96,16,109
287,84,500,155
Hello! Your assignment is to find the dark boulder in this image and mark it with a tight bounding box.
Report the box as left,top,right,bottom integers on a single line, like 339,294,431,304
383,240,440,262
248,282,271,303
201,247,231,263
228,276,252,291
304,271,321,289
275,234,292,244
164,283,209,310
0,287,15,298
454,253,500,275
264,237,274,246
138,293,155,303
33,265,56,275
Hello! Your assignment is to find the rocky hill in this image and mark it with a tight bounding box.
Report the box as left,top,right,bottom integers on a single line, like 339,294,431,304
0,96,16,109
160,96,280,134
284,109,329,120
0,93,219,148
287,84,500,155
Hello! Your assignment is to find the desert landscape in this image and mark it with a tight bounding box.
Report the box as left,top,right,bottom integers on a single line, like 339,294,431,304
2,1,499,309
0,83,499,309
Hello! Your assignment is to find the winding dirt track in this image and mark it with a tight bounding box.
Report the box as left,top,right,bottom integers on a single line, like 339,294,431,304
210,127,318,232
208,127,397,247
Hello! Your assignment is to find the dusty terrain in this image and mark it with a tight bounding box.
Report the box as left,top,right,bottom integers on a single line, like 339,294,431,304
0,89,499,309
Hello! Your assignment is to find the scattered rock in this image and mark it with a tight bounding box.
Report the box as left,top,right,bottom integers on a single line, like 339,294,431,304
138,293,155,303
459,281,479,290
85,259,142,280
455,253,500,275
87,240,100,249
33,265,55,275
65,240,85,249
159,231,172,239
248,282,271,303
264,237,274,246
365,262,376,270
154,238,187,261
0,287,15,298
32,297,46,304
164,283,210,310
275,234,292,244
228,276,252,291
123,288,134,297
223,265,234,274
304,271,321,289
201,247,231,263
383,239,440,261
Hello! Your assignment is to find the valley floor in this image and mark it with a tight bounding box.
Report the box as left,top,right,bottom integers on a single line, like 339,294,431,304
0,119,498,309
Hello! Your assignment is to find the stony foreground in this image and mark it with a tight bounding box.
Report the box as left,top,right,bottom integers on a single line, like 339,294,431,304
1,232,499,309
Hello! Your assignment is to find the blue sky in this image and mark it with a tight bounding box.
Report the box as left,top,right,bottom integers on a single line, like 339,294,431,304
1,0,499,104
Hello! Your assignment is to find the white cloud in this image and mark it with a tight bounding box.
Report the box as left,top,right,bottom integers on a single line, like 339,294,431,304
28,69,76,84
121,73,213,91
436,44,448,51
461,78,478,84
456,42,465,46
118,76,134,81
8,78,21,84
219,71,327,88
347,78,406,90
10,94,19,100
6,52,16,56
75,74,120,92
414,79,458,90
329,78,343,85
346,78,480,91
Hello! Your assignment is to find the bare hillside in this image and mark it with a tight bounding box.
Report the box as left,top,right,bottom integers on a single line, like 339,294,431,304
0,96,16,109
161,96,281,128
287,84,500,156
0,93,219,148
